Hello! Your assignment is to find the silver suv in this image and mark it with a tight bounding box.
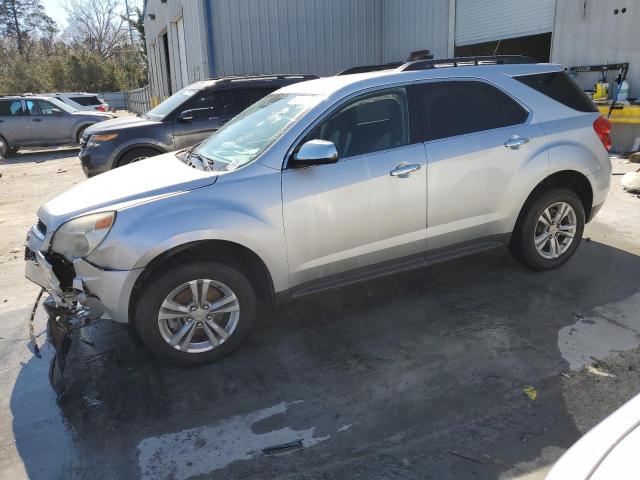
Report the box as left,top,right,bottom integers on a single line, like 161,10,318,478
25,57,612,369
0,95,113,158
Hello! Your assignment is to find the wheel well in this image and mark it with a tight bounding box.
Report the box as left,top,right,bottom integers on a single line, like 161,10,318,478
116,145,165,166
75,124,92,143
513,170,593,237
128,240,275,327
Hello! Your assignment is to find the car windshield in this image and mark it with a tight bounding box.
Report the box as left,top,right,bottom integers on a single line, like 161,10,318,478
144,87,199,120
193,93,321,172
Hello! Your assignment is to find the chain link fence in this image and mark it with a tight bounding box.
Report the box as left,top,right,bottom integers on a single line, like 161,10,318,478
126,85,152,115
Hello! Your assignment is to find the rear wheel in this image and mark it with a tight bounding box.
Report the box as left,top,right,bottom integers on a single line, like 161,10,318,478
510,188,585,270
135,260,256,366
117,147,159,167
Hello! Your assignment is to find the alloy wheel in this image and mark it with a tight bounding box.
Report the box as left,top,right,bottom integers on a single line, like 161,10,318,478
533,201,577,259
157,279,240,353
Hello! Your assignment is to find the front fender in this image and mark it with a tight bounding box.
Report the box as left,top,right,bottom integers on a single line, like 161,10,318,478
89,163,289,292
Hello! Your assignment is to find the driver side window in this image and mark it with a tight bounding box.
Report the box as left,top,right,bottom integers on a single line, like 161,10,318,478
307,88,410,159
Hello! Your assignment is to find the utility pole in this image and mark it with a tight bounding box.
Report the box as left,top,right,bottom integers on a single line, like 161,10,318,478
123,0,134,45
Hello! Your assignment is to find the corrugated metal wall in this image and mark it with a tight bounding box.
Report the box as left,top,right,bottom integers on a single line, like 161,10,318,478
144,0,209,98
551,0,640,97
455,0,556,46
208,0,450,77
210,0,383,76
382,0,450,63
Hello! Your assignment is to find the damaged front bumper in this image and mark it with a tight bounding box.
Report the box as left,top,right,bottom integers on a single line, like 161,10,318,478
25,224,144,393
24,225,143,324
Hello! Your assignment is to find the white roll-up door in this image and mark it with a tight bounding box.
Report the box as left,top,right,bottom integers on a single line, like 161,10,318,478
455,0,556,46
176,16,189,88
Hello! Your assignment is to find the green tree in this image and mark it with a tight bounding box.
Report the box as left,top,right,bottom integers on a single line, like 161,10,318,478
0,0,56,56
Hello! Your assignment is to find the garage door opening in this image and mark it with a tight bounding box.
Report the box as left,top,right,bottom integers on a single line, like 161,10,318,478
454,32,552,63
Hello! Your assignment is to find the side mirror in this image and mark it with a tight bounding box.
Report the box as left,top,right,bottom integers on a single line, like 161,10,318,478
292,139,339,167
177,110,194,122
52,108,64,116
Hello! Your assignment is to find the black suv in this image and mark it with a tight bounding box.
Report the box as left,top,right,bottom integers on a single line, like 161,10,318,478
79,74,317,176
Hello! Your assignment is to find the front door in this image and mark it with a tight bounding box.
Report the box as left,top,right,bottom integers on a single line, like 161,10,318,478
412,79,546,250
282,87,427,290
24,99,71,143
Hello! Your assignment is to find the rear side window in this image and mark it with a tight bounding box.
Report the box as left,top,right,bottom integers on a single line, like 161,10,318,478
413,81,529,142
0,100,24,116
235,88,276,111
71,96,101,106
514,72,598,113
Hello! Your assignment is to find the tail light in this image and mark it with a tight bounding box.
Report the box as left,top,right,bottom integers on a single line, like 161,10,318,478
94,105,107,112
593,115,612,151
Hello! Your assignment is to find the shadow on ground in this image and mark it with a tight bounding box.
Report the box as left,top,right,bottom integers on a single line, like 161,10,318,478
10,239,640,479
1,147,79,165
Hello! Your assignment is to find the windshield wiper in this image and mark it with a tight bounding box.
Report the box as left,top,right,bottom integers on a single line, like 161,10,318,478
184,144,212,171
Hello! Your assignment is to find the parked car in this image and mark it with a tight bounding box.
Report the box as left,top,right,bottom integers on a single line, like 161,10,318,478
546,392,640,479
78,74,318,177
0,95,114,159
25,56,611,374
45,92,109,112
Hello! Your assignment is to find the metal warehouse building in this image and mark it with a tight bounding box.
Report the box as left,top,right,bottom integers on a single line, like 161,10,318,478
143,0,640,102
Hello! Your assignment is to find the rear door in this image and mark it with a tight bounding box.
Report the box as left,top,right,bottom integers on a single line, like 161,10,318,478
413,79,546,251
172,88,275,149
24,99,71,142
0,100,31,144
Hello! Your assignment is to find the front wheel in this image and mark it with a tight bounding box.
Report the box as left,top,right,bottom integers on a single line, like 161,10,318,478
135,261,256,366
117,147,159,167
510,188,585,270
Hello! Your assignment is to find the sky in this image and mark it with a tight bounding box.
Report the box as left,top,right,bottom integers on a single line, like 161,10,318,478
41,0,68,28
40,0,143,30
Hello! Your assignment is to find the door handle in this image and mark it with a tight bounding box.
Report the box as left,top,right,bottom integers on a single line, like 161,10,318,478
504,135,529,149
390,163,421,177
31,118,42,122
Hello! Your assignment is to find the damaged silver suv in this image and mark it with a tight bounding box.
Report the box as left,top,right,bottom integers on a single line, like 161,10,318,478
25,57,612,381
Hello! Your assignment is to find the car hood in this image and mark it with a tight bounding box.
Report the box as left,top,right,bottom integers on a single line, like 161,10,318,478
39,152,217,230
70,111,114,121
85,114,159,134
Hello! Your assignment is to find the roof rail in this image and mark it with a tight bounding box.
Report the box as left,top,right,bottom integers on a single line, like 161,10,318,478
398,55,537,71
336,62,404,76
209,74,318,83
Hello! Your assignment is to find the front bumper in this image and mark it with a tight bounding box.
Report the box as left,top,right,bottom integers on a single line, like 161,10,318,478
79,144,116,177
25,229,143,323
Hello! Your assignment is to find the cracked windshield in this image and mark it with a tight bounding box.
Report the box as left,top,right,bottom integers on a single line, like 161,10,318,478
193,93,321,171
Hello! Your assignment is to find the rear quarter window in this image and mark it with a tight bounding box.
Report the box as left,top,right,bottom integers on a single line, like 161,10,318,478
71,96,101,106
514,72,598,113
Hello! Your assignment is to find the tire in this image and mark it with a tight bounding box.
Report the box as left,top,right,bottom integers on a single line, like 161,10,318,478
117,147,159,167
76,126,88,144
134,260,257,367
0,136,8,159
510,188,585,270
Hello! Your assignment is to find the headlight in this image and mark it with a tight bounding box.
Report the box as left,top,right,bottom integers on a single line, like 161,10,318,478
50,212,116,261
87,133,118,148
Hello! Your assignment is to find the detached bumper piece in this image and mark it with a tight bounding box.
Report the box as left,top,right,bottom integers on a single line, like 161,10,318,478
40,294,98,395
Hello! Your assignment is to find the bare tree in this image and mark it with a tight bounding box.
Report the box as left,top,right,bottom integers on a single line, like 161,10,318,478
65,0,129,60
0,0,57,56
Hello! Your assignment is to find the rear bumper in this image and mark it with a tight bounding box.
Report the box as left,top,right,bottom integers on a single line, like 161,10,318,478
25,231,143,323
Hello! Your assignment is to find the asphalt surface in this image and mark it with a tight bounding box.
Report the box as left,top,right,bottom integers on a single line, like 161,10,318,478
1,151,639,479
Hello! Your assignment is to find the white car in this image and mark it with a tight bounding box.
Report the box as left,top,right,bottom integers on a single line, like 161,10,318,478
546,393,640,479
46,92,109,112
